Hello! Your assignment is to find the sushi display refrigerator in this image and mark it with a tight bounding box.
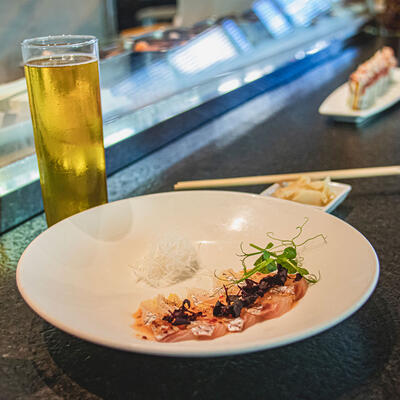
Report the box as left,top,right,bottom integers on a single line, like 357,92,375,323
0,0,371,232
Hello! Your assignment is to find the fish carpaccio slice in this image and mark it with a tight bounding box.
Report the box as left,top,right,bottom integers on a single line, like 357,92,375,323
133,273,308,342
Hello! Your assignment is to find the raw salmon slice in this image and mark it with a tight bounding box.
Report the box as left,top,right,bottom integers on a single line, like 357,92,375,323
134,270,308,343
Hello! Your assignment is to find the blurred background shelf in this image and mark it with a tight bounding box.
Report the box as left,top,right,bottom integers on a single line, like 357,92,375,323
0,0,372,232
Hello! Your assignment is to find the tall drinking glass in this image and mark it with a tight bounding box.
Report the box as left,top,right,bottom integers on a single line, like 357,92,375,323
21,35,108,226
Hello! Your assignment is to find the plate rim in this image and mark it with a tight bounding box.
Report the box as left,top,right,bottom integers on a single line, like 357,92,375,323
16,190,380,357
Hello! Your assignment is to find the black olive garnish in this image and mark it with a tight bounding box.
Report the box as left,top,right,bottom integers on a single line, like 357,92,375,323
213,265,289,318
294,273,302,281
163,299,203,326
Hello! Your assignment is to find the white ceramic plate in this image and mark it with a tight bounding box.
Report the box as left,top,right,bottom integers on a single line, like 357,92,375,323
16,191,378,357
319,68,400,123
260,181,352,213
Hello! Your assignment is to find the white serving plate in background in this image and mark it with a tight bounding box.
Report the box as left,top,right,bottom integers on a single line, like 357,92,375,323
319,68,400,123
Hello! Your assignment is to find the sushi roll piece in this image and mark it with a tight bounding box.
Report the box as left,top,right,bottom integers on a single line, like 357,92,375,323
361,62,379,100
371,54,384,96
349,68,375,110
374,50,391,93
348,47,397,110
382,46,397,82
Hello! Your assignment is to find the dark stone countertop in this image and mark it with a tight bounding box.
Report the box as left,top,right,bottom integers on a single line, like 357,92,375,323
1,33,400,400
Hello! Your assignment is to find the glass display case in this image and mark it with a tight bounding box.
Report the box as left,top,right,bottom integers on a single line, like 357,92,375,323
0,0,370,232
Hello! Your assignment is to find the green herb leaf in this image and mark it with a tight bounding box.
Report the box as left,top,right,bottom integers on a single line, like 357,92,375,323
283,247,296,259
282,261,297,274
276,255,286,265
297,267,309,275
233,218,326,285
254,255,264,266
263,251,271,261
266,260,277,272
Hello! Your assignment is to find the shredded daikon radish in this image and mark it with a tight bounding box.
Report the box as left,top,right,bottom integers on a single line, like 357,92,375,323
132,235,199,288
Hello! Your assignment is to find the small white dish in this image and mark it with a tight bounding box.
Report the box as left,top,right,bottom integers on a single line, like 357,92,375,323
16,190,377,357
319,68,400,124
260,181,352,213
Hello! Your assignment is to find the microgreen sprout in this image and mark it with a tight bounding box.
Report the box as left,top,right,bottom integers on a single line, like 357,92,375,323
234,218,326,284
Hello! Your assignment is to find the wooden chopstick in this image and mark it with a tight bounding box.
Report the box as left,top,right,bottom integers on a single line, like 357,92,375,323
174,165,400,190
